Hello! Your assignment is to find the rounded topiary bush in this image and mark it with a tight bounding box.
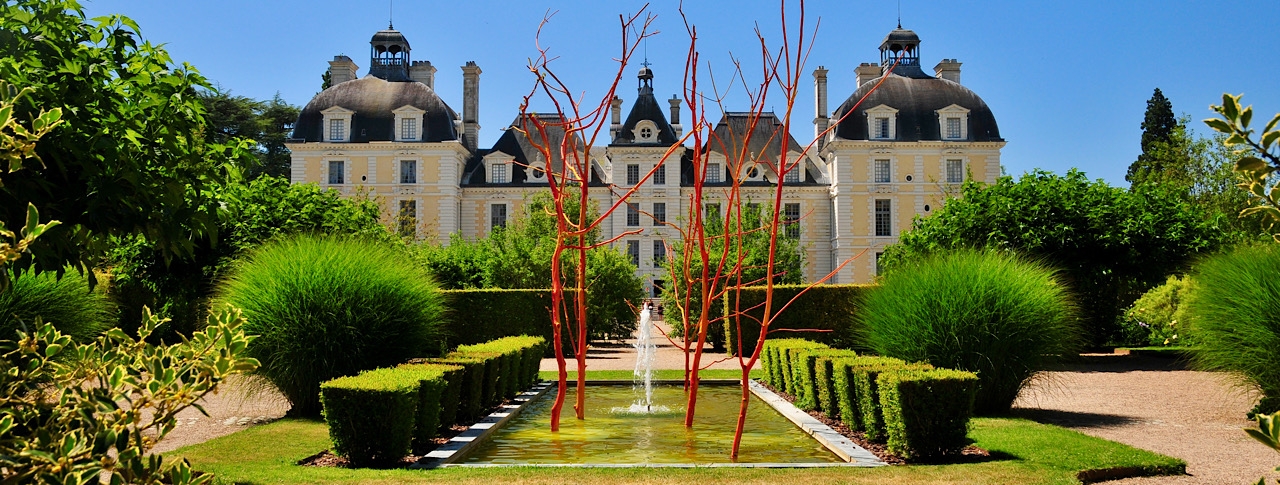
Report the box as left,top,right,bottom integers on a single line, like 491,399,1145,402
1185,244,1280,417
859,249,1080,414
216,235,446,416
0,270,114,342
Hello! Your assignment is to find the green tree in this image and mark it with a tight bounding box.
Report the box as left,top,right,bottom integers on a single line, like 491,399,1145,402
1127,88,1178,183
0,0,253,275
880,169,1227,347
199,90,300,180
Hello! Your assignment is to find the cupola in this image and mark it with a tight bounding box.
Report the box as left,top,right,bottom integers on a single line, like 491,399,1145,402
369,24,411,81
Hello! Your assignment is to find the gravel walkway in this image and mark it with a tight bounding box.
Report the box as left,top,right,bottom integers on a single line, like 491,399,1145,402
155,326,1280,484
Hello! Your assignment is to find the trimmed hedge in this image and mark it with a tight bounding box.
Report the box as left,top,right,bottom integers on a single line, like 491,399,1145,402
721,285,872,356
455,336,546,400
320,368,419,467
425,355,488,423
792,348,858,411
879,368,978,460
396,363,460,448
761,339,829,395
853,360,934,441
440,289,574,356
831,356,910,432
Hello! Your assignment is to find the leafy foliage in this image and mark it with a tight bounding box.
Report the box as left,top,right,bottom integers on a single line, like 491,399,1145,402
1204,94,1280,240
1247,411,1280,485
1118,275,1193,347
199,90,300,180
109,176,388,336
878,368,979,461
215,235,445,416
0,0,253,274
0,269,113,343
861,249,1080,414
880,169,1226,346
0,306,258,484
319,368,419,468
1126,88,1179,184
1185,244,1280,418
720,284,871,356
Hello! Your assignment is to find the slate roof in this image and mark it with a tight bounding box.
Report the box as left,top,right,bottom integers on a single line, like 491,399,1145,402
292,76,459,143
462,114,604,186
832,73,1001,142
611,91,679,146
680,112,820,186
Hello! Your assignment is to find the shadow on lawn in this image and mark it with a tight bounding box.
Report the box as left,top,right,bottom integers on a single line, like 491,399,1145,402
1009,408,1140,428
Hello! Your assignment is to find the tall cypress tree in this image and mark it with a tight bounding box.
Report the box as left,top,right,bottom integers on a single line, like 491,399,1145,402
1126,88,1179,184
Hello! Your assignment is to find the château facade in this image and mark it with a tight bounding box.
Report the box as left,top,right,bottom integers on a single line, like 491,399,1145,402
286,24,1004,294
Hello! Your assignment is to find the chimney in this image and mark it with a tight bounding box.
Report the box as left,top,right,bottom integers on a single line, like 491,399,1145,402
934,59,962,84
610,96,623,140
409,60,437,89
328,55,358,86
855,62,881,86
461,61,481,152
813,66,829,144
668,95,682,138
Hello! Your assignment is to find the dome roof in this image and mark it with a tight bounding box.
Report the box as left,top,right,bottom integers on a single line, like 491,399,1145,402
292,76,459,143
881,27,920,46
371,28,409,45
832,73,1001,142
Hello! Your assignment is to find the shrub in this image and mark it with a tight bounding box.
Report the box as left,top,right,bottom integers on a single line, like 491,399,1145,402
1119,274,1193,347
0,270,113,342
721,285,872,356
320,368,419,467
440,289,574,356
1186,245,1280,417
793,348,858,411
852,359,932,440
878,368,978,460
762,339,828,395
396,363,458,449
215,235,447,416
426,355,487,423
450,350,503,407
859,249,1079,414
816,354,859,414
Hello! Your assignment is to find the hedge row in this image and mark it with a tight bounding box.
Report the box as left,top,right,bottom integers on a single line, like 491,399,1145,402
321,336,546,467
761,339,978,460
440,289,577,356
721,285,872,356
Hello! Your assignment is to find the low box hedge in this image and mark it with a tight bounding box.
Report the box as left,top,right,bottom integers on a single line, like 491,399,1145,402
450,350,503,407
396,363,460,448
319,368,419,467
852,360,934,441
720,285,873,356
813,351,858,413
440,289,579,357
781,341,829,396
793,348,858,411
878,368,979,460
425,355,487,423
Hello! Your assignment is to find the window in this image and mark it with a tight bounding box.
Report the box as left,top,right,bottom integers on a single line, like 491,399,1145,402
626,164,640,186
640,127,653,140
490,163,508,184
329,119,345,142
398,200,416,238
653,240,666,264
400,160,417,184
946,159,964,183
401,118,417,141
874,199,891,237
653,164,666,185
707,163,722,183
875,117,891,139
784,166,801,183
627,240,640,267
626,203,640,227
491,203,507,230
328,160,344,185
653,202,666,225
945,117,961,140
784,203,801,239
874,159,891,184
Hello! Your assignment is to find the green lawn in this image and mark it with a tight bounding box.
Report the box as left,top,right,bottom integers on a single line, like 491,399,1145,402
172,373,1184,484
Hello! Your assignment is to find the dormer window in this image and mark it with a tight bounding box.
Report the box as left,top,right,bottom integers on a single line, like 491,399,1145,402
784,164,802,183
633,120,658,142
936,104,970,141
491,163,507,184
393,105,426,142
707,162,722,183
482,151,514,184
321,106,355,142
865,104,898,140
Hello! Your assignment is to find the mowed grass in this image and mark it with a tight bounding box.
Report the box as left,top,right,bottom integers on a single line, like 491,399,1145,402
171,372,1184,485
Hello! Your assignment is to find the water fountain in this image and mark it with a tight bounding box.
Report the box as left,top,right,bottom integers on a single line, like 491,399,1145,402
613,304,668,414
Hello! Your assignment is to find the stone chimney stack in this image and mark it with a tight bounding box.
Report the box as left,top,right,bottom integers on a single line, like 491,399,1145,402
610,96,623,140
668,95,682,138
409,60,436,89
461,61,481,152
855,62,881,86
934,59,962,84
328,55,358,86
813,66,829,144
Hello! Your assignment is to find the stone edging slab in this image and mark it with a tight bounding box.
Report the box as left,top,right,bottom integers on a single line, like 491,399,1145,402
748,379,886,467
411,381,554,469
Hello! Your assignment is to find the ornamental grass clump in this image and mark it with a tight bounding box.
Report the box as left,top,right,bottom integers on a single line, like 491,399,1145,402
216,235,446,416
859,249,1080,414
1185,244,1280,417
0,270,113,342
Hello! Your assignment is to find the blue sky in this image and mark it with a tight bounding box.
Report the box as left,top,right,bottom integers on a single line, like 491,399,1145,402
82,0,1280,186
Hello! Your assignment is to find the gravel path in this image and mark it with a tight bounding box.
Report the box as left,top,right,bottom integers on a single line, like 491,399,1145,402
155,326,1280,484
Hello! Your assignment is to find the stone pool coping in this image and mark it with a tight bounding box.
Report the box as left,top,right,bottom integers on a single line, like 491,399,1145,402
414,379,885,468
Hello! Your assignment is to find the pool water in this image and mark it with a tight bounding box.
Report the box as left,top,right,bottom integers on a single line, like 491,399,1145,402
460,384,841,464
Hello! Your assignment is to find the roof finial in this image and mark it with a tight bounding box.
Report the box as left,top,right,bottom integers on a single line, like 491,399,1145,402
642,38,650,68
389,0,394,29
897,0,901,29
